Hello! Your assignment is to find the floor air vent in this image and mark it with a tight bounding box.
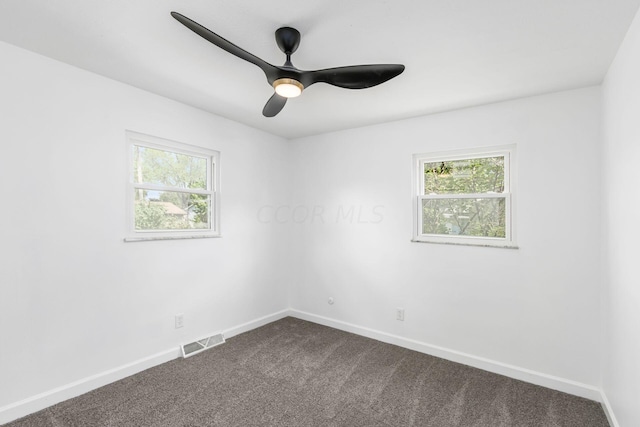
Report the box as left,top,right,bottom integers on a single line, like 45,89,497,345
181,333,225,358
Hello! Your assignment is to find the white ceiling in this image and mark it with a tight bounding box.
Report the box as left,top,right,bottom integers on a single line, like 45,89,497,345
1,0,639,139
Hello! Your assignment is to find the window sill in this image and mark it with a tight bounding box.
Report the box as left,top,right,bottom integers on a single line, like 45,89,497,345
124,234,221,242
411,239,519,249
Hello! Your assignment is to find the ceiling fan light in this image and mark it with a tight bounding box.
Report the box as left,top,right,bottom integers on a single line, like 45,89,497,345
273,78,304,98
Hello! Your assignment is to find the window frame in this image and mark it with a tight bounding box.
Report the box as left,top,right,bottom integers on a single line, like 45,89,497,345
412,145,517,248
124,131,221,242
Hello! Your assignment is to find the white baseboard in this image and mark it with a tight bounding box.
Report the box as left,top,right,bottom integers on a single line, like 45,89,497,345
224,309,290,339
0,309,290,425
289,309,603,402
0,348,180,426
600,390,620,427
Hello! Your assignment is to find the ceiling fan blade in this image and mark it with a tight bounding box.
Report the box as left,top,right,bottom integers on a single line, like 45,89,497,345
303,64,405,89
262,93,287,117
171,12,277,76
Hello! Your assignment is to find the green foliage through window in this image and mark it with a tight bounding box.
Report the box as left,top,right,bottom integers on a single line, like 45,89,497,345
422,198,506,237
424,156,504,195
420,155,508,239
132,145,212,232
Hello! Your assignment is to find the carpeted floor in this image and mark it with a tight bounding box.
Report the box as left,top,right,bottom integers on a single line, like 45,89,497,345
5,317,609,426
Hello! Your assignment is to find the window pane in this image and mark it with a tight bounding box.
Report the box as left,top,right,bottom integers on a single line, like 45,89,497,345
424,156,504,195
422,197,506,238
133,145,207,190
134,190,210,231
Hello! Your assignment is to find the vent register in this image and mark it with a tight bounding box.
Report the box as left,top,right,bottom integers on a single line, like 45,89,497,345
181,333,225,358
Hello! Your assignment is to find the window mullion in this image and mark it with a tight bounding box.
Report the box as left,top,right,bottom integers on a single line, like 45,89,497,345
421,193,508,200
133,183,212,196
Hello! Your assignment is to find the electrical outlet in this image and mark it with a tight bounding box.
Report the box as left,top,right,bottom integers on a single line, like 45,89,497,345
396,308,405,321
175,314,184,329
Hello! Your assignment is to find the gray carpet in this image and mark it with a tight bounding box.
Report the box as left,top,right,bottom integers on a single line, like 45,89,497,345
5,317,609,426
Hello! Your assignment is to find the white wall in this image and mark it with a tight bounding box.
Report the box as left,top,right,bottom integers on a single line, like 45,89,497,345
288,87,603,388
0,41,291,410
602,6,640,427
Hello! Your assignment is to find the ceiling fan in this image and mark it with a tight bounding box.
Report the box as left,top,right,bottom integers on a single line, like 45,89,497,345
171,12,405,117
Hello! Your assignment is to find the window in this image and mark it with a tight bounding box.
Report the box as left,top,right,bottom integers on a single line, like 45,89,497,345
125,131,220,241
412,145,516,248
